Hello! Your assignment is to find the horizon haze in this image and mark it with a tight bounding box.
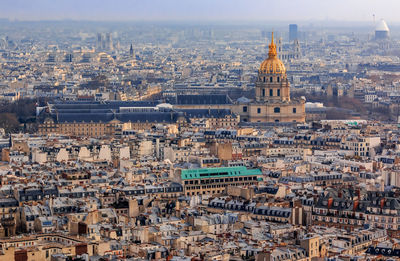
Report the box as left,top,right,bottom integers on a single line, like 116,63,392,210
1,0,400,24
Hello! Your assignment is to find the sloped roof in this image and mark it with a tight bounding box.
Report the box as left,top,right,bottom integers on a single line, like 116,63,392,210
376,19,389,32
175,94,232,105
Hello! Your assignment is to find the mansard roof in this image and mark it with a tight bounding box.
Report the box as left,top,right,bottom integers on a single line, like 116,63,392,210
174,94,232,105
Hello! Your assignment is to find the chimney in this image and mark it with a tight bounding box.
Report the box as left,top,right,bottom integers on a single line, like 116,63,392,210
380,198,385,209
327,197,333,209
353,200,359,211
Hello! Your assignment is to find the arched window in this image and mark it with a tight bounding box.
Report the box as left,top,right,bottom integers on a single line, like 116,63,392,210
262,89,265,96
274,107,280,113
277,77,280,83
270,77,273,82
263,77,266,82
269,89,273,96
277,89,280,96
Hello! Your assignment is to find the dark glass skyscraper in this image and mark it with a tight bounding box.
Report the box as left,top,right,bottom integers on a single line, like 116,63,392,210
289,24,298,42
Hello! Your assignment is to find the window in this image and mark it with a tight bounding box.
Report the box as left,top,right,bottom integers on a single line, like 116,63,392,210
262,89,265,96
257,108,261,114
293,108,296,113
277,89,280,96
277,77,280,82
263,77,266,82
275,119,279,122
243,106,247,113
274,107,280,113
270,77,273,82
270,89,273,96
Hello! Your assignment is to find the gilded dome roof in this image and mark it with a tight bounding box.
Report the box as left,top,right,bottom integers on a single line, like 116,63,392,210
259,32,286,75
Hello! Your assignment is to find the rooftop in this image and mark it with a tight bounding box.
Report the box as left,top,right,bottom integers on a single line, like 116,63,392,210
181,166,262,180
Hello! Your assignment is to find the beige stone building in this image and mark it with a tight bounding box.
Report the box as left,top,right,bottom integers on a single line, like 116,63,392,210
234,33,305,123
173,34,306,124
38,33,305,139
38,118,117,137
180,166,262,196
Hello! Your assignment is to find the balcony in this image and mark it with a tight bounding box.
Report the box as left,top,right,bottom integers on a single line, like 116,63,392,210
312,212,364,220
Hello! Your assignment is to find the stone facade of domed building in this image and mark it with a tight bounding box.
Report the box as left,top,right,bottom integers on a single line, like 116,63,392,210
166,33,306,124
231,33,306,123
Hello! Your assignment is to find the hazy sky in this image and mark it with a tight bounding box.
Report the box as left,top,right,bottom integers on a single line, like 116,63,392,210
1,0,399,23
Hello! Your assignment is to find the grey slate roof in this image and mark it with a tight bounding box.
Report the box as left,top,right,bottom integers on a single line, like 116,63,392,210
174,94,232,105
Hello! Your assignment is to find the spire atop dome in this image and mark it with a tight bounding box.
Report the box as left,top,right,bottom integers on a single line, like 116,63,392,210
259,31,286,75
268,32,277,58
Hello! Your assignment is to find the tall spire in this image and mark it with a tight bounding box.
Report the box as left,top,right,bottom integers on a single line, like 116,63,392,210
271,31,274,44
268,32,277,58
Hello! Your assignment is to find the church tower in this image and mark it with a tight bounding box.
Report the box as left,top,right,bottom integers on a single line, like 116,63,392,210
293,39,301,59
256,32,290,102
129,43,134,57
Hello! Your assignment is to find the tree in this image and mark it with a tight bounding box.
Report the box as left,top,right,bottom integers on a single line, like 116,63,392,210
0,113,20,133
0,98,39,133
85,74,109,90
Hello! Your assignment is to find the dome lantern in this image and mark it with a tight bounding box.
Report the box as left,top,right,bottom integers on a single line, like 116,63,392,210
259,32,286,75
268,31,277,58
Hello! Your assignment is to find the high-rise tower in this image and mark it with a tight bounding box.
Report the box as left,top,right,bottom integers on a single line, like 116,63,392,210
289,24,298,42
105,33,113,51
97,33,103,49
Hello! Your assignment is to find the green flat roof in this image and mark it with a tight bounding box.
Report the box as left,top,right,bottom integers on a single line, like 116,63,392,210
181,166,262,180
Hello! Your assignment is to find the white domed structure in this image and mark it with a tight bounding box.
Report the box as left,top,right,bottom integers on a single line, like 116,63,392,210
375,19,390,40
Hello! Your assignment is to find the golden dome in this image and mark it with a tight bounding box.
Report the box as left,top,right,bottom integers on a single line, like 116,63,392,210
259,32,286,75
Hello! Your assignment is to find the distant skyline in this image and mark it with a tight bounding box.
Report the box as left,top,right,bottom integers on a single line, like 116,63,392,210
1,0,400,24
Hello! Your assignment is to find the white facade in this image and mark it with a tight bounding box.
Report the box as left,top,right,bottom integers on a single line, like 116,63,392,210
341,136,381,157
